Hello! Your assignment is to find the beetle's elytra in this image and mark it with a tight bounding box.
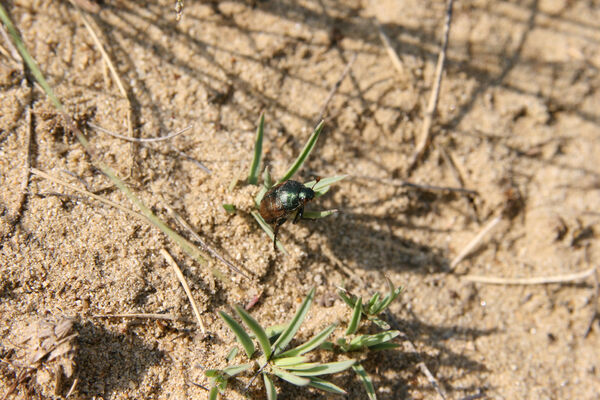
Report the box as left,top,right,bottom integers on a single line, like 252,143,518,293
259,180,315,250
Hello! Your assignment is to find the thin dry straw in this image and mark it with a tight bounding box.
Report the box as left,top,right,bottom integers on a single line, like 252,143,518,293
161,248,206,334
408,0,455,173
464,266,597,285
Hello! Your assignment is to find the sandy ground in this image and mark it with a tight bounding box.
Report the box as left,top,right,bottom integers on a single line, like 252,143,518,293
1,0,599,399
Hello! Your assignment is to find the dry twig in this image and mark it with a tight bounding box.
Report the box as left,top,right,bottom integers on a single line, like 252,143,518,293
450,215,503,270
160,248,207,334
408,0,455,174
93,313,193,323
464,266,596,285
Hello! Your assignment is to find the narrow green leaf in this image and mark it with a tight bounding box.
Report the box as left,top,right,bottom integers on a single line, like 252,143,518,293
273,356,309,367
303,175,347,197
209,385,219,400
218,311,255,358
234,305,272,358
320,341,334,351
226,346,239,362
248,112,264,185
308,377,347,395
272,288,315,355
367,292,381,314
205,369,222,378
278,323,337,358
251,211,288,254
346,297,363,335
337,289,357,309
353,363,377,400
368,342,401,351
302,210,337,219
292,359,356,376
349,331,400,351
263,373,277,400
266,324,287,340
223,363,253,377
272,368,310,386
369,317,391,330
277,121,324,183
222,204,236,213
370,278,402,315
279,362,319,371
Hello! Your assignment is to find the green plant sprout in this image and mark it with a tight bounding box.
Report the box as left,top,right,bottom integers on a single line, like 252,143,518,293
321,278,403,400
211,288,355,399
224,113,345,252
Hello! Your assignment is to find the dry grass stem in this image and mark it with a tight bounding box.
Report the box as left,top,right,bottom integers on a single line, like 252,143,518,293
450,214,503,270
165,205,250,278
464,266,597,285
30,168,145,220
408,0,455,173
439,145,478,220
377,24,404,76
316,53,356,123
160,248,207,334
88,122,192,143
93,313,193,323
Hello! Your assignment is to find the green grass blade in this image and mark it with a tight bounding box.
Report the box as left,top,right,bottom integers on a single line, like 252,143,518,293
302,210,337,219
337,289,357,309
0,6,239,282
292,359,356,376
277,121,324,184
209,385,219,400
234,305,272,358
367,292,381,314
278,323,337,358
225,346,238,362
367,342,401,351
273,356,309,367
278,362,319,371
248,112,265,185
349,331,400,350
370,277,402,315
263,373,277,400
272,368,310,386
266,323,287,340
308,377,347,395
352,363,377,400
272,288,315,355
223,363,253,377
250,211,288,254
0,4,63,111
346,297,362,335
304,175,347,197
218,311,255,358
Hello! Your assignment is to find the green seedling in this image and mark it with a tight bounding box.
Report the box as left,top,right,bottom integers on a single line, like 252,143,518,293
212,288,355,399
322,278,403,400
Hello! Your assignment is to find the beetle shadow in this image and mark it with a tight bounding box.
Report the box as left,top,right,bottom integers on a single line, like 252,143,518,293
292,186,467,275
73,321,165,398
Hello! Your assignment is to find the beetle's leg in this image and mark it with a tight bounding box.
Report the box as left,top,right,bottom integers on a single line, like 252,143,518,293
273,219,286,251
293,206,304,224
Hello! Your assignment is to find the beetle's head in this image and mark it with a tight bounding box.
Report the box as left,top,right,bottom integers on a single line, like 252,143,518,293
298,186,315,203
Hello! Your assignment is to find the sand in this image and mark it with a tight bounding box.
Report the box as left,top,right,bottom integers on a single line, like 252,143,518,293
1,0,599,399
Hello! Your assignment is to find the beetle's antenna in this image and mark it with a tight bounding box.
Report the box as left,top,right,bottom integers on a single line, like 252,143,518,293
310,176,321,189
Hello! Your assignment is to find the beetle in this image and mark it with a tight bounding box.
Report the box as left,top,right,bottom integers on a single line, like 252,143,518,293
259,180,317,250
